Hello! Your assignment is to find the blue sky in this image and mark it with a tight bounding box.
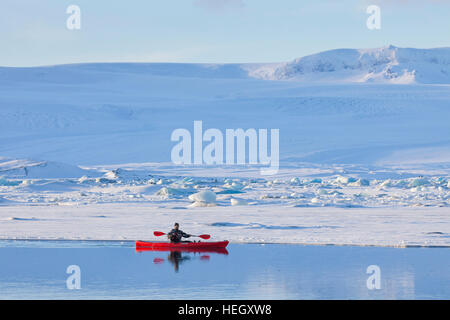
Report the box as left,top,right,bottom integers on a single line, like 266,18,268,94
1,0,450,66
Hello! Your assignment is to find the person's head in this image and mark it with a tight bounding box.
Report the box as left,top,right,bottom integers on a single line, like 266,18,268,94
174,222,179,230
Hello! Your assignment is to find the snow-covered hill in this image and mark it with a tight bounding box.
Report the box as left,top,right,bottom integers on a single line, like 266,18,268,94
1,45,450,167
249,45,450,84
0,157,98,179
3,45,450,84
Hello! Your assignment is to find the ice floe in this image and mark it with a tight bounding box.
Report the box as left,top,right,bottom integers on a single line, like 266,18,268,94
230,198,248,206
188,190,217,206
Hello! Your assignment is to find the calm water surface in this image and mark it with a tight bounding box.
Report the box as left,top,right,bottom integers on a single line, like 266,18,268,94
0,240,448,299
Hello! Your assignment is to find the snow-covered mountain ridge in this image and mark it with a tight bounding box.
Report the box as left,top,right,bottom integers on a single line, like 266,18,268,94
1,47,450,166
3,45,450,84
248,45,450,84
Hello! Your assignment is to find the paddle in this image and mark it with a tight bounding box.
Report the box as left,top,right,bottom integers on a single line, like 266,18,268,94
153,231,211,240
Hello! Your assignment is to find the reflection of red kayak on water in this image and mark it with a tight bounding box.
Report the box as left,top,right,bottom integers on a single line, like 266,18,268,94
137,247,229,255
135,240,229,255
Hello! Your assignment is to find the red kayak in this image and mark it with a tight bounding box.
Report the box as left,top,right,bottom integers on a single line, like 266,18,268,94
136,240,229,250
136,246,229,255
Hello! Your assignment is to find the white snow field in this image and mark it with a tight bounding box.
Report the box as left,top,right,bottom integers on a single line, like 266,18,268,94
0,45,449,246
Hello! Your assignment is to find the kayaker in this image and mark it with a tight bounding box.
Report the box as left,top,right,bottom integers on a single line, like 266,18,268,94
167,223,192,243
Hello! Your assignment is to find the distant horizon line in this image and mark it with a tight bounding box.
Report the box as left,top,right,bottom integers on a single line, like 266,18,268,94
3,44,450,68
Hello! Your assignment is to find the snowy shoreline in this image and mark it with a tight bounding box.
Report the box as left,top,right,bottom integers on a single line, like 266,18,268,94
1,203,448,247
1,239,448,249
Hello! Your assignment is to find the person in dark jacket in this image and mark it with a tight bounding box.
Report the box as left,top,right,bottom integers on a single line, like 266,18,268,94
167,223,191,243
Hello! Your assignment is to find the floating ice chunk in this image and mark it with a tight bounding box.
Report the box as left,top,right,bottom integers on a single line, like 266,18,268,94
379,179,392,188
188,190,217,204
335,176,357,184
179,177,195,185
230,198,248,206
21,180,33,186
396,180,409,188
435,177,447,186
156,187,193,198
20,179,34,187
317,188,342,196
410,187,424,192
156,187,178,198
223,182,244,190
104,170,119,180
78,176,90,184
410,178,430,187
290,177,301,185
95,177,116,184
359,179,370,186
349,179,370,187
300,178,323,184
